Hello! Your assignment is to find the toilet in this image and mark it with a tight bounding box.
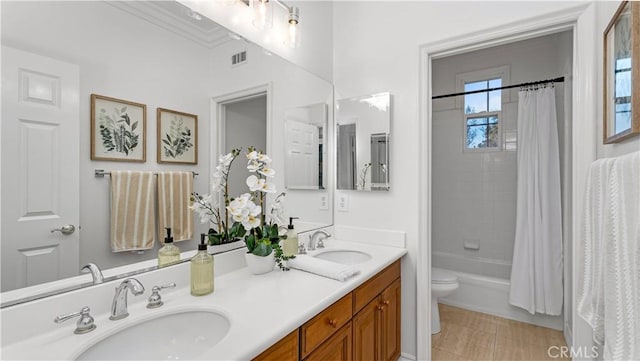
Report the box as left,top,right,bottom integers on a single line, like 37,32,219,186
431,268,459,334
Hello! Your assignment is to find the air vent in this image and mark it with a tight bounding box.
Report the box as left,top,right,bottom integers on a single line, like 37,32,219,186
231,51,247,67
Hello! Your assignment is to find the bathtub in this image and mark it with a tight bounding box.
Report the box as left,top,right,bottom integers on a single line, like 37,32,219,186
433,252,563,330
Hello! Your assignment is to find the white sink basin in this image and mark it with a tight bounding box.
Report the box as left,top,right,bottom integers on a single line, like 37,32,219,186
313,250,372,265
76,310,230,360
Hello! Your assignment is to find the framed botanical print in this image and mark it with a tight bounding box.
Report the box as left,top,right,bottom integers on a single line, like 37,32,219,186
91,94,146,162
603,1,640,143
157,108,198,164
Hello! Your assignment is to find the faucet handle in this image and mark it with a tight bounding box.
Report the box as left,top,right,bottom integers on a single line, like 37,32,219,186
147,283,176,309
298,244,307,255
54,306,97,334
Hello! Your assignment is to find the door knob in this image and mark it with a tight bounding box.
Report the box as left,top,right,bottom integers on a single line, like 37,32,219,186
51,224,75,235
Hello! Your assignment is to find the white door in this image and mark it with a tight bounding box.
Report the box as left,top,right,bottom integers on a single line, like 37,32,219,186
285,120,319,189
1,46,80,292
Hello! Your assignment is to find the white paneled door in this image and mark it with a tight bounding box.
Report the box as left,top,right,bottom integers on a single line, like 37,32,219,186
285,120,320,189
1,46,80,292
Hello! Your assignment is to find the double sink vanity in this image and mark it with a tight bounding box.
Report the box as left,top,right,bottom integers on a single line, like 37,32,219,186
1,238,406,360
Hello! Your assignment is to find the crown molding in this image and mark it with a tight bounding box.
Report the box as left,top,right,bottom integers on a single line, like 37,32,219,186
106,1,231,49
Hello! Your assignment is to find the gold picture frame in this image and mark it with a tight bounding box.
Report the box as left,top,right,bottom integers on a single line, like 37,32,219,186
603,1,640,144
157,108,198,165
90,94,146,162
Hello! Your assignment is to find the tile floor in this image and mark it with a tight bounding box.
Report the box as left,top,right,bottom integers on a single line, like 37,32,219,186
431,304,570,361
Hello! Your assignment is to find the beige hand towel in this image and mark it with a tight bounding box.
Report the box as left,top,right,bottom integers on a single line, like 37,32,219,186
110,171,155,252
157,172,194,243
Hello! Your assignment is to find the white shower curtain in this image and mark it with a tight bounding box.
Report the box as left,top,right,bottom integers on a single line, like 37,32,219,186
509,86,563,315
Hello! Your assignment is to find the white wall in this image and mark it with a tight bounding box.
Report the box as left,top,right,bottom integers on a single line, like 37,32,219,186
209,39,334,231
332,1,589,358
431,33,572,282
572,2,640,358
1,1,213,269
179,0,334,82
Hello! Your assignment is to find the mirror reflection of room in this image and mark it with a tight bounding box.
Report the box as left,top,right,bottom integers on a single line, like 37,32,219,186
0,0,334,302
336,92,391,191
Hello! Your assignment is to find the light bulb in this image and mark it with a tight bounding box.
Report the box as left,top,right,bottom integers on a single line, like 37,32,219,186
252,0,272,29
286,6,301,48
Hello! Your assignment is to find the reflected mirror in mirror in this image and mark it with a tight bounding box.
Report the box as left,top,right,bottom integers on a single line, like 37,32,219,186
0,0,333,306
336,92,391,191
604,0,640,143
284,103,327,190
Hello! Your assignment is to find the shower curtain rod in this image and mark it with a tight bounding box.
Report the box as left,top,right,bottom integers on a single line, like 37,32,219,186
432,76,564,100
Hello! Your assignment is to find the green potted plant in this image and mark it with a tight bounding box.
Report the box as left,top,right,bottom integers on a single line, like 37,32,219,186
191,147,294,273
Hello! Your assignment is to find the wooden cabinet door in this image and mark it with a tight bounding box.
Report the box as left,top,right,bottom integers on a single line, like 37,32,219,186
305,323,352,361
379,279,401,361
253,329,299,361
353,298,379,361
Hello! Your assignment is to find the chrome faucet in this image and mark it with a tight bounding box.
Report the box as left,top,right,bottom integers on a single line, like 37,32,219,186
110,278,145,320
309,230,331,251
80,263,104,284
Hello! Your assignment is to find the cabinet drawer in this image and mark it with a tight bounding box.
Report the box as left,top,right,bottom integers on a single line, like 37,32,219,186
304,323,352,361
353,260,400,313
301,293,353,357
253,329,299,361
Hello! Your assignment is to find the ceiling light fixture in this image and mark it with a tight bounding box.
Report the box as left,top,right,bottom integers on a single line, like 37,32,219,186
251,0,273,30
250,0,301,48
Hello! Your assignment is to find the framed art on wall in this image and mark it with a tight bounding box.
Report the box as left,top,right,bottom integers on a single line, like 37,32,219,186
603,0,640,143
91,94,146,162
157,108,198,164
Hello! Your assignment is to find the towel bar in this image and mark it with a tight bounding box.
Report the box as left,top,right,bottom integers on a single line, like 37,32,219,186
94,169,198,178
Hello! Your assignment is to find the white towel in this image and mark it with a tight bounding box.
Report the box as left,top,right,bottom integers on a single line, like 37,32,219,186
603,151,639,361
157,172,193,243
287,255,360,281
110,171,155,252
577,157,615,345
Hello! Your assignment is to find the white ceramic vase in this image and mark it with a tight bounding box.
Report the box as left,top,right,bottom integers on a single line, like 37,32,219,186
245,252,275,275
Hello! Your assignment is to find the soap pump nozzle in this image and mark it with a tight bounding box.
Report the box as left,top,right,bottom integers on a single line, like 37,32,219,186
198,234,207,251
164,227,174,243
288,217,299,230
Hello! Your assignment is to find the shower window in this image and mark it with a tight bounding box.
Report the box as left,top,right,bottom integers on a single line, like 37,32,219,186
464,78,502,114
463,78,502,150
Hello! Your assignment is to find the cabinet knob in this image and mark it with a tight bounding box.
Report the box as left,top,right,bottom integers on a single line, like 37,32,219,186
377,305,384,311
328,319,337,328
383,300,390,306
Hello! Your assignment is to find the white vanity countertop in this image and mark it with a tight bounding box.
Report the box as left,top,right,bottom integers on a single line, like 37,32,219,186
1,239,406,360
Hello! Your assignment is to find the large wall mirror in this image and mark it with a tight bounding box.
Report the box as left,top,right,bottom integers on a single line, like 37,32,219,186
336,92,391,191
0,0,333,305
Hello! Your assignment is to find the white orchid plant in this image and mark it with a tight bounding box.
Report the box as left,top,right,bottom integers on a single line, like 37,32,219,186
191,147,294,270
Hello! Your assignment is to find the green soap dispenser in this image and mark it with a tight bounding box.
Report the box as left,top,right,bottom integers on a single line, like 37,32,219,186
191,234,214,296
158,227,180,267
283,217,299,257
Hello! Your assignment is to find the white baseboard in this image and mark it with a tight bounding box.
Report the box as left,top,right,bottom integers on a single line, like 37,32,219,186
399,352,417,361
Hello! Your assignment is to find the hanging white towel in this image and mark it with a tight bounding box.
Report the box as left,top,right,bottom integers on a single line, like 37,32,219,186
577,158,615,345
509,86,563,315
157,172,193,243
110,171,155,252
602,151,640,361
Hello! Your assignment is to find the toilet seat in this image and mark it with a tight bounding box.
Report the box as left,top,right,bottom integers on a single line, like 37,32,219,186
431,268,457,284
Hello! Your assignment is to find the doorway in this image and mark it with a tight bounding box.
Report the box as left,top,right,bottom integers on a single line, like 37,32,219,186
222,94,267,197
